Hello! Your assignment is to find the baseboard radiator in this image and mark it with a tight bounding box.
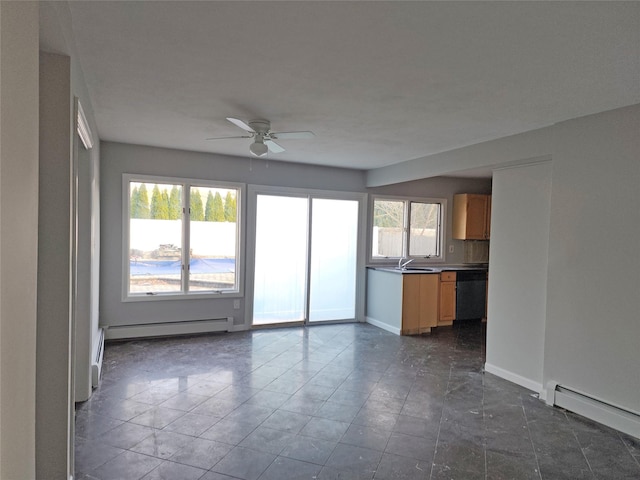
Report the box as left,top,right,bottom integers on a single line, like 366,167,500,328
91,327,105,388
547,382,640,439
104,317,234,341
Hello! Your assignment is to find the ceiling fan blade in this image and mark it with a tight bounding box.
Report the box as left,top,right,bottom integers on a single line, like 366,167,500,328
270,131,315,140
226,117,255,132
265,139,285,153
206,135,252,140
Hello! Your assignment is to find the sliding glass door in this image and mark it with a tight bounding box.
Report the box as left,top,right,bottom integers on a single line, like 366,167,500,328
253,195,308,325
252,192,361,326
309,198,358,322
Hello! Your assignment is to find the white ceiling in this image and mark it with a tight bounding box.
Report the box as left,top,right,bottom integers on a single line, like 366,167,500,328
57,1,639,172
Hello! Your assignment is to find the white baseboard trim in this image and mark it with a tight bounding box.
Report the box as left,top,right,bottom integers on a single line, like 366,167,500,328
105,317,233,340
228,322,248,332
553,385,640,440
365,316,400,336
91,327,105,388
484,362,543,394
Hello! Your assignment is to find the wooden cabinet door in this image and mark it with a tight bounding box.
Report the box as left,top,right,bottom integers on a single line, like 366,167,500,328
439,281,456,324
485,195,491,239
401,275,421,335
453,194,490,240
419,274,439,329
465,194,488,239
402,274,439,334
438,271,456,326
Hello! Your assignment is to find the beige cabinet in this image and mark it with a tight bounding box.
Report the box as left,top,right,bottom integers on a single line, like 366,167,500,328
439,271,456,326
452,194,491,240
401,274,439,335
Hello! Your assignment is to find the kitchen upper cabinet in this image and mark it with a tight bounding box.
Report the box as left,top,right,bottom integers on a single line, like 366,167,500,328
439,271,456,326
402,274,439,335
452,194,491,240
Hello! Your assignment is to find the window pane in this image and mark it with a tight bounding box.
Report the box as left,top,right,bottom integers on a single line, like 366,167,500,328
309,198,358,322
372,199,404,257
129,182,182,294
408,202,440,257
189,186,238,292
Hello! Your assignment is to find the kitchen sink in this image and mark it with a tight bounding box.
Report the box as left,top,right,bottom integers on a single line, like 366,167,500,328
402,267,437,272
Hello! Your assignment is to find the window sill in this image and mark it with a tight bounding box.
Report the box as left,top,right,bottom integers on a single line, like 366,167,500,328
122,291,242,302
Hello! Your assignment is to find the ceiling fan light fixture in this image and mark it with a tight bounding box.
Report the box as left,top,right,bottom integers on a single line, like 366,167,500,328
249,139,268,157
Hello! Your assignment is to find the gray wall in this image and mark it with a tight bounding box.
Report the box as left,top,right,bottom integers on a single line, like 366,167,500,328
367,176,492,264
485,160,552,390
40,0,103,406
37,52,73,480
100,142,367,328
372,103,640,430
544,105,640,413
0,2,39,477
367,127,552,186
100,141,491,329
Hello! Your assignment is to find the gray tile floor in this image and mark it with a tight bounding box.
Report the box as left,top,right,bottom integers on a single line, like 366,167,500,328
75,322,640,480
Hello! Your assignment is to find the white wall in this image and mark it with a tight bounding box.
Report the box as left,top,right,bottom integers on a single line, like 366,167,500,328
0,2,39,478
544,105,640,414
485,160,552,392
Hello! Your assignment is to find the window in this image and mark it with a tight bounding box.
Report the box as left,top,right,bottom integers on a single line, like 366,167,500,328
124,175,241,299
371,196,444,261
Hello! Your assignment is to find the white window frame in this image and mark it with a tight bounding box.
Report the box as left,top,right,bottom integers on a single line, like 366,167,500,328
368,194,446,264
122,174,244,302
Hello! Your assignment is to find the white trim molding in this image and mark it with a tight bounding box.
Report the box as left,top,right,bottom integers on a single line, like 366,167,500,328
483,362,544,395
547,383,640,440
365,316,401,336
104,317,233,340
75,98,94,149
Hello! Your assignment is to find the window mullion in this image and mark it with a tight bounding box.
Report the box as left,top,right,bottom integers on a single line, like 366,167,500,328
436,203,442,256
182,184,190,293
403,200,410,258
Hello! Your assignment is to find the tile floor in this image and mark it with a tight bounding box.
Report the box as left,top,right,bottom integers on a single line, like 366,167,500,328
75,322,640,479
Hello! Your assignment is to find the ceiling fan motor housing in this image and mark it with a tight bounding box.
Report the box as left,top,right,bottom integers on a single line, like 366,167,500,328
248,120,270,134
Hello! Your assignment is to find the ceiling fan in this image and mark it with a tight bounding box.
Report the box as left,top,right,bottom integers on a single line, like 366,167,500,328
207,118,315,157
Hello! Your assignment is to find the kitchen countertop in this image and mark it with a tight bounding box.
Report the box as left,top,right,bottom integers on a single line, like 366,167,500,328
368,264,488,274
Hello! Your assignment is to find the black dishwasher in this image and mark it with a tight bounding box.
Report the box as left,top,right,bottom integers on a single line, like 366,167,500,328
455,270,487,320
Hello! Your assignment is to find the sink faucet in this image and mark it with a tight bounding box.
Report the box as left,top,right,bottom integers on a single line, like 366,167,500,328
398,257,414,269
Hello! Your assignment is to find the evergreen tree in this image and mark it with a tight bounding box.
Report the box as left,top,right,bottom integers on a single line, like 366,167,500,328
130,186,140,218
224,191,237,222
168,185,181,220
190,189,204,221
161,190,170,219
150,185,162,219
150,186,170,219
136,183,151,219
213,192,225,221
204,191,215,221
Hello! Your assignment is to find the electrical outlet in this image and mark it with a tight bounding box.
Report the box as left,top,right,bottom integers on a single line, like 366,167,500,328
233,299,240,309
448,245,455,254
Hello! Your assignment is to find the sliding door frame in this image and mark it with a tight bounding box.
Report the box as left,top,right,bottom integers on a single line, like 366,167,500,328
245,185,367,329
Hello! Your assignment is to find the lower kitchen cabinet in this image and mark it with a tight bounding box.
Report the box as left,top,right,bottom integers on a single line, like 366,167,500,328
402,274,439,335
439,271,456,326
367,268,486,335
